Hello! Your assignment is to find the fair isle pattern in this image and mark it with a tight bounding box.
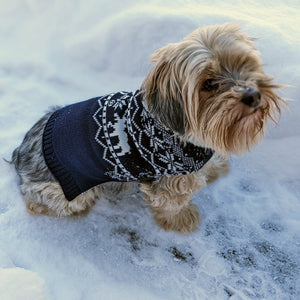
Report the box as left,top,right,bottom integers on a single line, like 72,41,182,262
93,90,213,182
93,92,137,181
127,92,214,176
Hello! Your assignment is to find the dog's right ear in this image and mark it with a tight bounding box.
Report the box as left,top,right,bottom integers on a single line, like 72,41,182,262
140,44,186,136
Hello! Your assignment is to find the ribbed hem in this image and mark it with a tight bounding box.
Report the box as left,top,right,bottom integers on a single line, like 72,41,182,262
42,110,81,201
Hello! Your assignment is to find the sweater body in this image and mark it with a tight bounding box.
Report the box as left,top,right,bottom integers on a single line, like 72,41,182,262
43,91,213,201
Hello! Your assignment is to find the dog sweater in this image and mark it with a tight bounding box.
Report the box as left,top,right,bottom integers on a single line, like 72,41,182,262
43,91,214,201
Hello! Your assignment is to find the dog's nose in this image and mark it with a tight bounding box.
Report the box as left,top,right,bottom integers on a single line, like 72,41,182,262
241,87,261,107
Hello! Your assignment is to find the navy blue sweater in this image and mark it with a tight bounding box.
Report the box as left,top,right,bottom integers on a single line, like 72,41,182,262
43,91,213,201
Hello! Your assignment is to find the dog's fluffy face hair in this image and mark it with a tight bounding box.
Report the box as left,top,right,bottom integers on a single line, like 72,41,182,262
141,23,286,156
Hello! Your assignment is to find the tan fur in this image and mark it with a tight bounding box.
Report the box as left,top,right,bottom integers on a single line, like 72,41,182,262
141,23,286,156
13,23,287,234
22,181,100,217
140,154,229,232
22,181,133,217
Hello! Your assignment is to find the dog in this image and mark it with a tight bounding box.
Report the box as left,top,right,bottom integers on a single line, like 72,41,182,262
12,23,285,233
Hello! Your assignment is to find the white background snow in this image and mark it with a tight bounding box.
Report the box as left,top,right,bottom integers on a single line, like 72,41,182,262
0,0,299,299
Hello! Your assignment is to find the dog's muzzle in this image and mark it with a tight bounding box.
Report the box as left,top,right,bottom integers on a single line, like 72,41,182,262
241,87,261,108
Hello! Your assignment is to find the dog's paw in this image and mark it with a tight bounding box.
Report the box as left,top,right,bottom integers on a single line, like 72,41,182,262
26,201,57,216
152,203,202,234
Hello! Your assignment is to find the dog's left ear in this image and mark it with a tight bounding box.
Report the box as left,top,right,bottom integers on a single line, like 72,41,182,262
140,44,186,135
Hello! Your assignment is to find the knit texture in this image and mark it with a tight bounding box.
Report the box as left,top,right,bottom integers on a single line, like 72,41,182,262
43,91,214,201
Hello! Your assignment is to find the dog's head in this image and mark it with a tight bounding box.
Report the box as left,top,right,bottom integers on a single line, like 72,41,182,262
141,23,286,156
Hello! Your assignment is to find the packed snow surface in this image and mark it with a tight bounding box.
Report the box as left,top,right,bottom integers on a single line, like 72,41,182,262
0,0,299,299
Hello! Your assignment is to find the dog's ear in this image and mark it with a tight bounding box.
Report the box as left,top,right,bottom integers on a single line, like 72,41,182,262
141,44,186,135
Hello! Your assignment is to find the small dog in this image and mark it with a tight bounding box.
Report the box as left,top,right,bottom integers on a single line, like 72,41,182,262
12,23,285,233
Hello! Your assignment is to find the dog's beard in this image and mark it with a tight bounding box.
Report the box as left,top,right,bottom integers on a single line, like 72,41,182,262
186,85,284,156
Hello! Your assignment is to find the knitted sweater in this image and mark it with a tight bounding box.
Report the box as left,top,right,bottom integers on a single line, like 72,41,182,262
43,91,213,201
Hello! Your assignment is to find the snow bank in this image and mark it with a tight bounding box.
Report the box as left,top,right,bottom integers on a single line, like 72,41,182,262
0,267,46,300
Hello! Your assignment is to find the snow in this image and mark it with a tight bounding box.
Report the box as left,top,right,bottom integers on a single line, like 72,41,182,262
0,0,299,299
0,267,46,300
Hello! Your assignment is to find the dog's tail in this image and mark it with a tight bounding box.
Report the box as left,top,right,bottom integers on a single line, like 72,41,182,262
6,146,21,170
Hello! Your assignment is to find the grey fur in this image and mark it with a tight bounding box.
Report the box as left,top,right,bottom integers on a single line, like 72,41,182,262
12,111,56,186
146,92,186,135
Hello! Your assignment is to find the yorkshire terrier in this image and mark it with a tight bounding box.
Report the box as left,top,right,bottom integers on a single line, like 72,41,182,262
12,23,285,233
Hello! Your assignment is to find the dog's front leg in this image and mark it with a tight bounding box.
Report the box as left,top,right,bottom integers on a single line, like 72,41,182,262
140,173,206,233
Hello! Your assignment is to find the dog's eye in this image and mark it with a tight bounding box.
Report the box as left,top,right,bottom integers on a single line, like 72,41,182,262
202,79,217,92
